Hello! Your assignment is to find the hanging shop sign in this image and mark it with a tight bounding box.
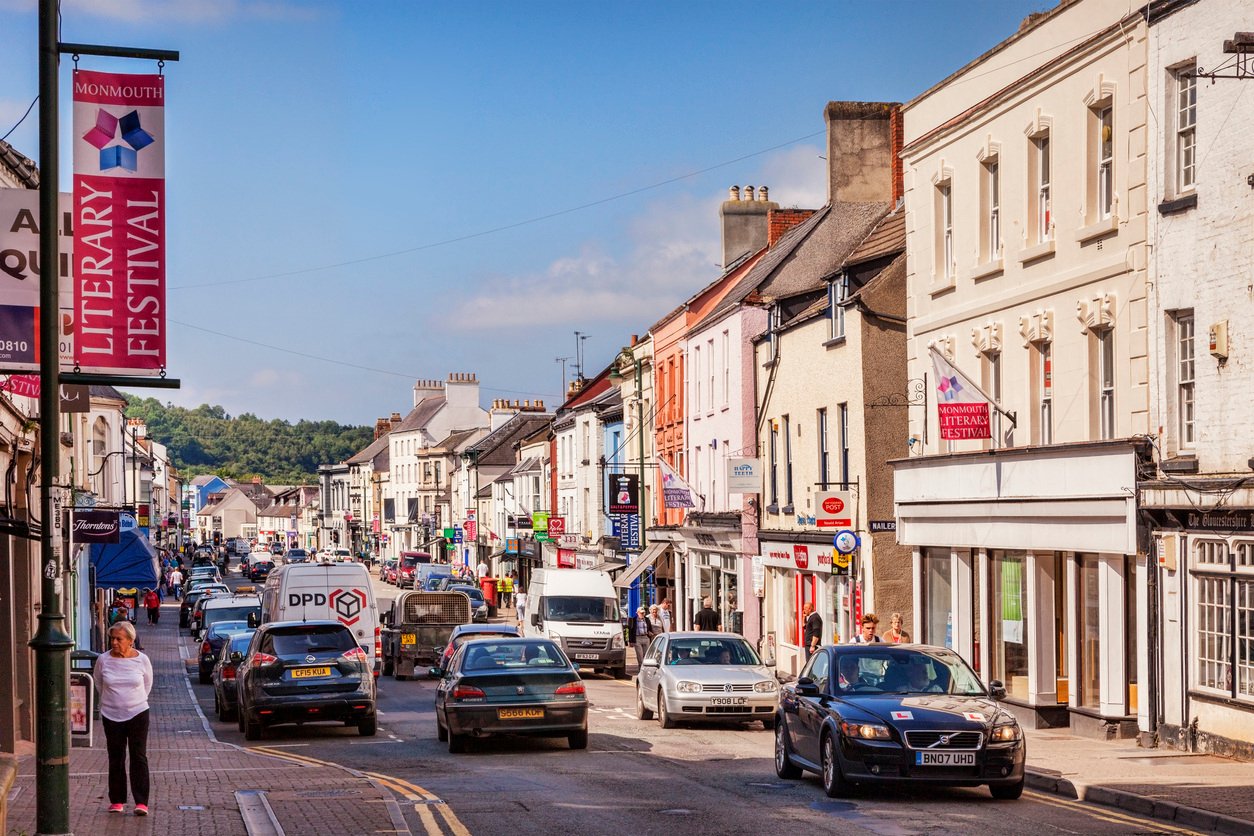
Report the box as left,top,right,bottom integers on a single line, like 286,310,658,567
532,512,550,541
815,491,853,528
72,69,167,375
608,473,640,515
71,509,120,544
727,458,761,494
611,513,641,551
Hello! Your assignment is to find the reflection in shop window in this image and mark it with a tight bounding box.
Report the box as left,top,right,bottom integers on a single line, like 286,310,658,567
1078,555,1101,709
990,552,1028,700
924,549,953,648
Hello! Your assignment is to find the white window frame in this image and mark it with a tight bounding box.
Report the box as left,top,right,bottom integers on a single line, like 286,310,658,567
818,408,830,488
1097,329,1116,440
838,403,850,489
987,160,1001,259
720,330,730,409
1097,106,1114,220
1176,67,1197,193
1036,135,1052,242
1177,312,1195,448
1039,342,1053,446
829,275,848,340
706,337,715,414
692,344,702,416
1190,538,1254,702
940,184,954,279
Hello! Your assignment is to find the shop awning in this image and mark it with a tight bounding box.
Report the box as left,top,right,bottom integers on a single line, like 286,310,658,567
613,542,667,589
90,528,160,590
592,558,627,574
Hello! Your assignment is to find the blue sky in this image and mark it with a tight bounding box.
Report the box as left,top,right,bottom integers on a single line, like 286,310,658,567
0,0,1050,425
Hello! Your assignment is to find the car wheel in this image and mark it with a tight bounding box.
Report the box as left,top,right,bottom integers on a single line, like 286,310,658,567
568,729,588,750
761,714,777,730
436,713,448,742
990,778,1024,800
657,690,676,729
774,718,802,779
447,730,466,754
382,654,394,677
358,715,377,737
635,685,654,720
237,705,246,733
199,669,211,685
820,731,849,797
244,709,263,741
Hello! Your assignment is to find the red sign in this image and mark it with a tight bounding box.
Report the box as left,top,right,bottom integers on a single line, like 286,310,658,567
464,520,477,541
547,516,566,536
938,402,991,440
72,70,166,374
815,491,853,528
793,545,809,570
557,548,575,568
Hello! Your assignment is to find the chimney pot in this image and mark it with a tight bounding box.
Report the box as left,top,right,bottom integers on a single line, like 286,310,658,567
758,185,769,202
744,185,755,201
630,333,638,346
729,185,740,201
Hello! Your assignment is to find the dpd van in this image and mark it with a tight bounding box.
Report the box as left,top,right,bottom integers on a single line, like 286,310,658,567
261,562,381,676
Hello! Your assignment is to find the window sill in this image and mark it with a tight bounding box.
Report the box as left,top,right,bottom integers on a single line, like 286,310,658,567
969,258,1004,282
765,504,779,515
1158,193,1197,216
1017,239,1055,265
823,336,847,349
781,505,795,516
1075,214,1119,244
929,273,956,297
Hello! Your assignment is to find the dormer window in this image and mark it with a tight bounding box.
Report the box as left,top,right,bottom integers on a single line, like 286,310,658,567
828,275,848,341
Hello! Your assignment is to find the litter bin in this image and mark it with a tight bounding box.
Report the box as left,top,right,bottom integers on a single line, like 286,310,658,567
480,576,498,617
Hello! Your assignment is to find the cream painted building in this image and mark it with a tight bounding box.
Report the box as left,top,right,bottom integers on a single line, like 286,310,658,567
893,0,1152,737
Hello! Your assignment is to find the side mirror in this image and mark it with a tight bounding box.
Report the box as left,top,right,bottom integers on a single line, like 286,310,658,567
795,676,821,697
195,628,206,642
428,667,442,678
247,612,259,628
988,679,1007,700
572,663,581,672
530,613,541,628
642,657,659,668
229,651,244,663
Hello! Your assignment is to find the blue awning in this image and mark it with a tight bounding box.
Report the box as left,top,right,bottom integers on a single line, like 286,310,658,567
90,528,159,590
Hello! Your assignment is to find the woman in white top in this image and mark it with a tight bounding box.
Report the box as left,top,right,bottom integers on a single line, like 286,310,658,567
93,620,154,816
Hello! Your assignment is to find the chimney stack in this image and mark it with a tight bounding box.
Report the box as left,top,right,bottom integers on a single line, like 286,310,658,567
824,101,901,206
720,183,777,268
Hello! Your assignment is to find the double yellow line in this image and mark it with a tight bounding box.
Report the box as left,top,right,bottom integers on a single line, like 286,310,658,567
250,746,470,836
1025,790,1204,835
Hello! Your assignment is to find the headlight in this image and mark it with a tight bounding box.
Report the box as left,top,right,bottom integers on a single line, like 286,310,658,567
754,679,778,693
839,721,892,740
610,633,625,650
676,680,701,694
548,632,563,642
990,723,1021,742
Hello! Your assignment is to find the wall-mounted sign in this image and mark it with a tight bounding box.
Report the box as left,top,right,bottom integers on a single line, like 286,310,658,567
868,520,896,532
71,509,120,544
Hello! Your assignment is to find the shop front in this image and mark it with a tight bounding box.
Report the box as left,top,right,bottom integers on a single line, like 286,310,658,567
895,440,1146,736
680,513,758,645
759,535,851,678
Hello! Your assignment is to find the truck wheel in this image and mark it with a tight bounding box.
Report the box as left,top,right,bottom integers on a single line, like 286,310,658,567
612,666,628,680
382,654,394,677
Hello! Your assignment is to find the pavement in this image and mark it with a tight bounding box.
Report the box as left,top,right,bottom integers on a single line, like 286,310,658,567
5,597,1253,835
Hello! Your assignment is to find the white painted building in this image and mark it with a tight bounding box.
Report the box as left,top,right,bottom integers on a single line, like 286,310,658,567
894,0,1152,737
1140,0,1254,759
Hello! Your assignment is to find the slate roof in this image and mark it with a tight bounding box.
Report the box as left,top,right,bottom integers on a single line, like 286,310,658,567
346,434,390,466
842,207,905,269
0,140,38,188
465,413,555,467
758,202,890,301
392,395,447,434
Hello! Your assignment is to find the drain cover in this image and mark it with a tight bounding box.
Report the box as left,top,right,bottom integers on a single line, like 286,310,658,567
659,809,693,815
177,805,206,811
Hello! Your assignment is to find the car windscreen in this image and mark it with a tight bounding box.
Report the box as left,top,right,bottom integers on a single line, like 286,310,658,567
836,649,986,696
664,637,761,666
453,631,517,649
226,632,254,654
206,620,250,639
461,640,566,670
449,587,483,602
542,595,619,623
401,556,419,569
204,607,260,629
264,626,355,656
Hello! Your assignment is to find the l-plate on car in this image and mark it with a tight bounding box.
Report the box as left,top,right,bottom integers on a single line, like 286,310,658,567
774,644,1025,799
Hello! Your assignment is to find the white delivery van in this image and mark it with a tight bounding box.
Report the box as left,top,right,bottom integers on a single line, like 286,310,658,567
525,568,626,678
261,562,382,676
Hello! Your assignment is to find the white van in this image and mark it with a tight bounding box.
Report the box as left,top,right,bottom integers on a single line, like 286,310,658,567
525,568,626,678
261,562,382,676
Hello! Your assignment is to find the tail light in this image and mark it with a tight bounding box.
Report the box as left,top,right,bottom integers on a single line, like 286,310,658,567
252,652,279,666
200,640,211,655
555,681,586,696
341,647,368,663
223,666,236,680
374,626,382,678
451,684,485,700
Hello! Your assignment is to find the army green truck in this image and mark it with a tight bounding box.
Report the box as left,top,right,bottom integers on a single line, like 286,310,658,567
379,590,473,680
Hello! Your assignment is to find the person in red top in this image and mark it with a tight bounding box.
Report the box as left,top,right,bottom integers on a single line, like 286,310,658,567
143,589,160,625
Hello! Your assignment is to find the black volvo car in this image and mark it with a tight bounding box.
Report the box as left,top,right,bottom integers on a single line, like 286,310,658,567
774,644,1025,799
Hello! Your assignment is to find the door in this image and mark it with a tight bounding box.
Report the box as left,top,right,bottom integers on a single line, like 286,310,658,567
793,650,830,766
640,636,666,709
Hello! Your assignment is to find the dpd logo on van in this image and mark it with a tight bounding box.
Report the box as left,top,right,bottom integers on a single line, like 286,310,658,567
330,588,367,626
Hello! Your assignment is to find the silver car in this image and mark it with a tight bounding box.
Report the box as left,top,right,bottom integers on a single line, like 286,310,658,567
635,632,778,729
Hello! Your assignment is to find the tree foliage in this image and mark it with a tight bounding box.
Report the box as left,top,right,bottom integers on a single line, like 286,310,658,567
124,396,373,484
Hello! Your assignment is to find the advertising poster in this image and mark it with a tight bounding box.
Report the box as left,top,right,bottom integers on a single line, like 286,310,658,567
0,189,75,372
72,70,166,374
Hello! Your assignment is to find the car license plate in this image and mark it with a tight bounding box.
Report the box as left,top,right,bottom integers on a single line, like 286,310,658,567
498,707,544,720
291,666,331,679
915,751,976,766
574,653,599,661
400,634,416,646
710,697,748,706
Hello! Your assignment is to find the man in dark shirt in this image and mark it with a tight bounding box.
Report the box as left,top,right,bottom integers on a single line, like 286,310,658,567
802,602,822,660
694,597,720,631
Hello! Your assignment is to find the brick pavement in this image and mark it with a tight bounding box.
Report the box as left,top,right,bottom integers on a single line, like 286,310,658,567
6,600,406,836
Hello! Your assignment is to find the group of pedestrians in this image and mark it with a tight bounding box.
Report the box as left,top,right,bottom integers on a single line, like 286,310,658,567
629,599,676,665
802,606,912,660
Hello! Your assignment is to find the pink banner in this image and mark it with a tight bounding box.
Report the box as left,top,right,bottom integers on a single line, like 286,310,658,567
72,70,166,374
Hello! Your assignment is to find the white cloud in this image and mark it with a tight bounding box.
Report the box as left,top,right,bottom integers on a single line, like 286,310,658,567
443,145,827,333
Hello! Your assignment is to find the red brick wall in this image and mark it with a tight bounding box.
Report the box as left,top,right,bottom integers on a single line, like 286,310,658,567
890,105,904,205
767,208,817,247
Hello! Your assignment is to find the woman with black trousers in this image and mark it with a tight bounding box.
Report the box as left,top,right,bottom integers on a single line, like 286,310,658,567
93,620,154,816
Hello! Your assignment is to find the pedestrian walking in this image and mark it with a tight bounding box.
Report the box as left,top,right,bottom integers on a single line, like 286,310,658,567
694,597,720,631
630,607,655,667
168,567,184,600
648,604,664,636
852,613,883,643
514,589,527,628
659,599,674,632
476,559,488,580
143,588,160,625
884,612,911,644
93,621,153,816
802,602,822,660
502,574,514,608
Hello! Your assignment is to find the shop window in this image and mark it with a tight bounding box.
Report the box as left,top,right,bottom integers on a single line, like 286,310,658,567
990,551,1028,700
1191,539,1254,701
923,549,953,648
1077,555,1101,709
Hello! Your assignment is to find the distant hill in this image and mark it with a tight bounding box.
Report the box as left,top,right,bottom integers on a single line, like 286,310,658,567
124,396,374,484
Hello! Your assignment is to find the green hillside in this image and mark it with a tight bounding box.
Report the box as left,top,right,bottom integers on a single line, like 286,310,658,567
123,396,374,484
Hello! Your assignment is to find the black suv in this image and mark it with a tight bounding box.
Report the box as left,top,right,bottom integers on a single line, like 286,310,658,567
236,621,377,740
